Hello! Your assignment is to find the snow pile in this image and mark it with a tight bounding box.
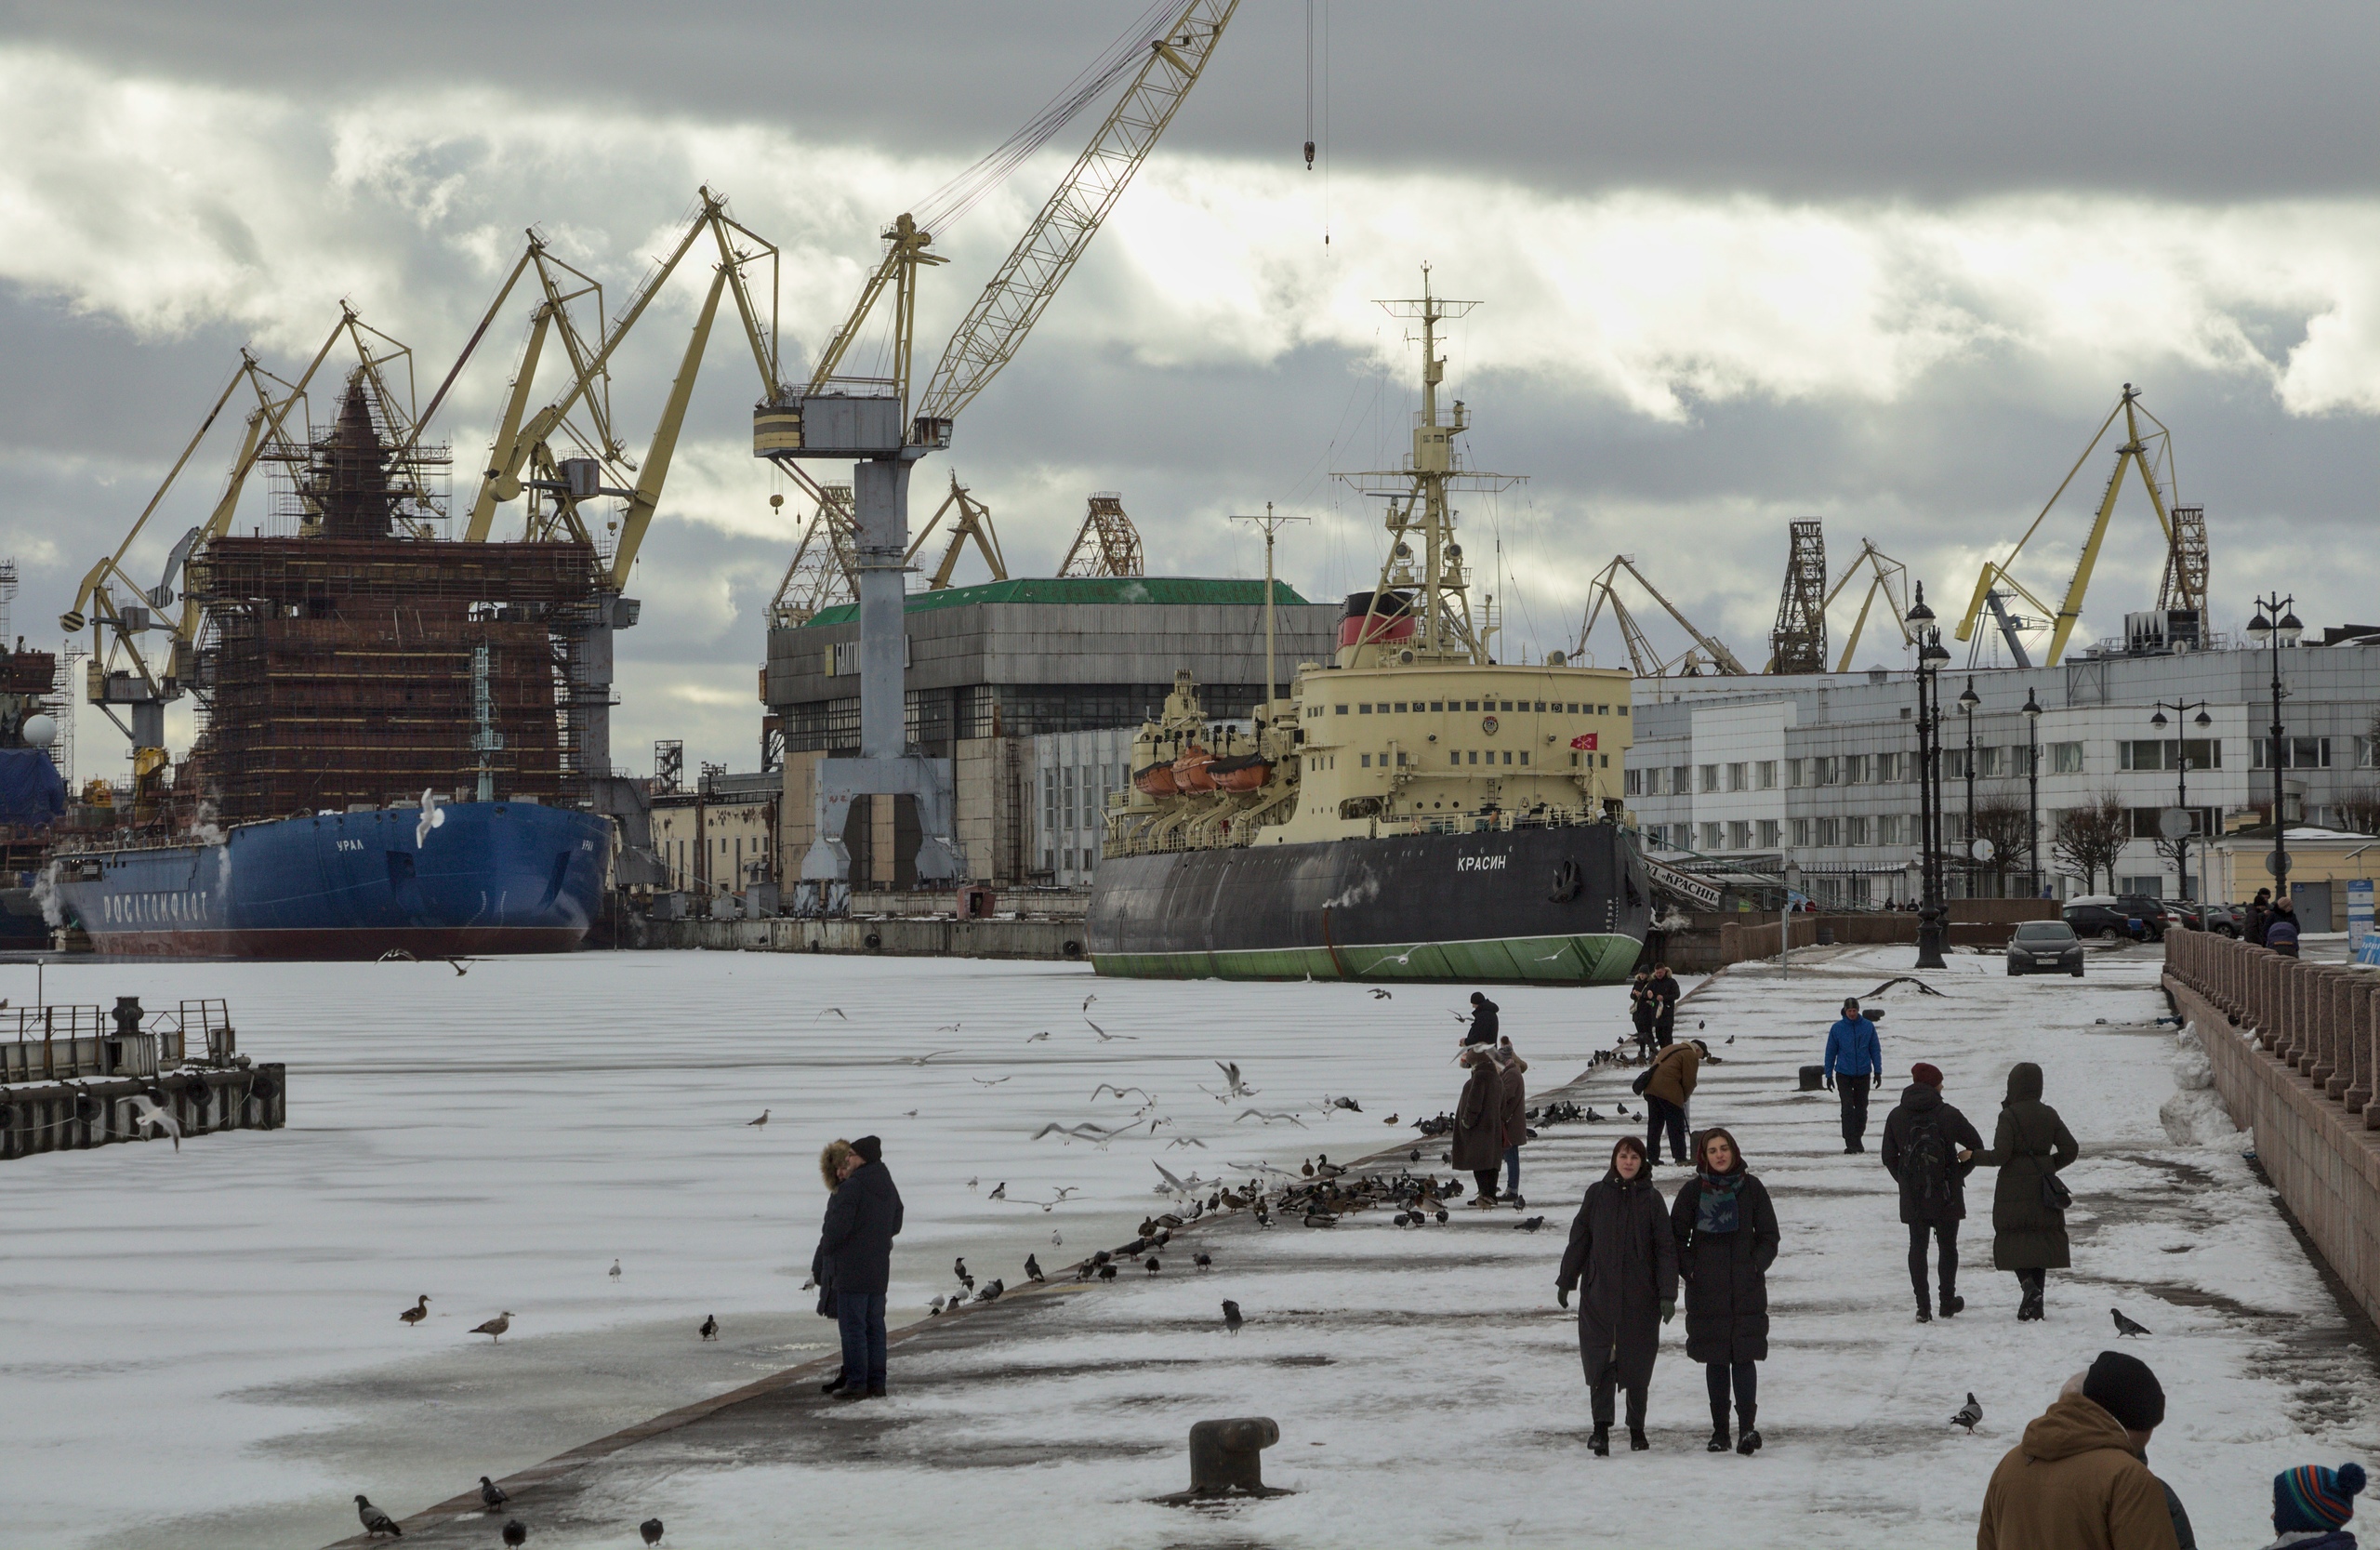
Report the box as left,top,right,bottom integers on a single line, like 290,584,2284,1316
2159,1022,2242,1146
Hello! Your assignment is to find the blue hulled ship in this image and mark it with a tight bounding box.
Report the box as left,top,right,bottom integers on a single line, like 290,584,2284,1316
48,800,608,959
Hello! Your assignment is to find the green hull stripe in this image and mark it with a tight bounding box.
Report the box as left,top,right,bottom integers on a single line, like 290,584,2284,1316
1091,932,1643,986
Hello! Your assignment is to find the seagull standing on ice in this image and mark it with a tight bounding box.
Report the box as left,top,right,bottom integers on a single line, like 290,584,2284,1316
746,1109,770,1129
609,1259,621,1280
471,1312,513,1344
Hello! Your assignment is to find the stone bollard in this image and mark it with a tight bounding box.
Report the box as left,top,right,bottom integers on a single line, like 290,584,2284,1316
1157,1416,1290,1502
2361,982,2380,1128
2323,971,2352,1097
2309,967,2340,1088
2333,974,2367,1105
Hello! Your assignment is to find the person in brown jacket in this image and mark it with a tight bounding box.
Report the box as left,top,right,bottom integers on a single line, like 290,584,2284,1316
1977,1350,2182,1550
1497,1039,1530,1204
1639,1037,1704,1165
1452,1043,1507,1202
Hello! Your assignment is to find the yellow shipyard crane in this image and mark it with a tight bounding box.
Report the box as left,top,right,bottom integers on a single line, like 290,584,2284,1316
1957,384,2202,666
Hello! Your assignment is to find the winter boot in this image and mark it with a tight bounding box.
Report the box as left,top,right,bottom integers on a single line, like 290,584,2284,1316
1590,1425,1610,1457
1707,1400,1731,1452
820,1371,850,1395
1939,1290,1964,1318
1736,1406,1762,1456
1914,1288,1932,1324
1629,1428,1650,1451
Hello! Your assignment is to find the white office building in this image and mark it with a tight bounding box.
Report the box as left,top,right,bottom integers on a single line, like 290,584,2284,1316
1624,632,2380,906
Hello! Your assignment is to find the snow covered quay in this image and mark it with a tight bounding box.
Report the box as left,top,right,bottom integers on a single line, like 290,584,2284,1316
5,944,2375,1550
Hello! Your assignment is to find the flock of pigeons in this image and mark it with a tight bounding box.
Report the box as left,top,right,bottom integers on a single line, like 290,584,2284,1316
352,1485,664,1543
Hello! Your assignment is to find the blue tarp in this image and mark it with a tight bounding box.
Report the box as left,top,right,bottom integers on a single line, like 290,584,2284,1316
0,747,66,828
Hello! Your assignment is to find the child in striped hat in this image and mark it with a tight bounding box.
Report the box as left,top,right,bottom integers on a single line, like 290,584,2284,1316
2264,1462,2367,1550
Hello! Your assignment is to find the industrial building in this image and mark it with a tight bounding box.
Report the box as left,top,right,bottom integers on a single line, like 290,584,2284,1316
760,576,1340,889
1625,632,2380,905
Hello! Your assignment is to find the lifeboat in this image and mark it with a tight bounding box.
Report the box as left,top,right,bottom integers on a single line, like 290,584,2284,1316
1206,753,1274,793
1131,760,1181,798
1172,744,1218,794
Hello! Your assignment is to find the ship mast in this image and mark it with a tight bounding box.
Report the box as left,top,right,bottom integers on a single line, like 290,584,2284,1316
1338,266,1523,665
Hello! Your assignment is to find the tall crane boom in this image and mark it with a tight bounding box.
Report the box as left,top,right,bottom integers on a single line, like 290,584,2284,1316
914,0,1239,425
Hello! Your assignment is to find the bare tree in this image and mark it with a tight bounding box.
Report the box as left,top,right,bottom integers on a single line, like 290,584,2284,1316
2053,788,2131,894
2340,782,2380,838
1968,790,2034,895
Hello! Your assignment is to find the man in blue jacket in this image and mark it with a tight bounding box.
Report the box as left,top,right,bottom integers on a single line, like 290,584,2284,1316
818,1133,904,1398
1824,998,1884,1153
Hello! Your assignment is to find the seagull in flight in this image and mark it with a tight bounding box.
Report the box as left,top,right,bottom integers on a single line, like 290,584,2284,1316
972,1076,1014,1086
126,1095,183,1151
935,1023,964,1033
1025,1030,1051,1042
899,1051,961,1066
1091,1084,1155,1104
816,1007,848,1019
1166,1136,1210,1149
1086,1018,1136,1040
1083,994,1098,1012
1214,1061,1257,1097
1234,1108,1306,1127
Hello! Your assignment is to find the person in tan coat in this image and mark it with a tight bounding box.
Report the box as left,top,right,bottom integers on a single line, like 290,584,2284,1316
1452,1043,1507,1202
1496,1040,1530,1204
1977,1350,2184,1550
1638,1037,1703,1165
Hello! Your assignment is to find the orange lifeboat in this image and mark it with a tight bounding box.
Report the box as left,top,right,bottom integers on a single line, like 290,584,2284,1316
1131,760,1181,798
1206,753,1274,793
1172,744,1218,793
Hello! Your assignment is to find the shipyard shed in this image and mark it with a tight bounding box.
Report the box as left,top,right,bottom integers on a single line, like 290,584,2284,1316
763,576,1339,888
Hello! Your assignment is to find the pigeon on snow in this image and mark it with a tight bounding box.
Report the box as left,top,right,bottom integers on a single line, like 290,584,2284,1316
1222,1299,1243,1333
501,1521,527,1547
2111,1307,2152,1338
479,1476,509,1511
354,1494,403,1538
641,1519,666,1546
698,1315,718,1341
1951,1393,1983,1433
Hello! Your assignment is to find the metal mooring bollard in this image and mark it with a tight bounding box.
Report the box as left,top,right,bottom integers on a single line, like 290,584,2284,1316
1156,1416,1291,1503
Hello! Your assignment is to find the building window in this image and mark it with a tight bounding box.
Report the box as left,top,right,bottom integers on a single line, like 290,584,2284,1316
1360,753,1371,767
1453,752,1465,768
1844,753,1871,784
1727,820,1751,849
1875,750,1904,782
1671,765,1690,796
1503,751,1514,765
1756,760,1778,789
2253,736,2331,770
1846,815,1871,846
1726,762,1748,792
1625,768,1644,796
1757,818,1780,848
1519,752,1529,766
1791,817,1811,847
2051,741,2084,775
1817,757,1840,786
1816,816,1842,847
1785,758,1805,788
1877,814,1908,845
1699,764,1720,793
1699,822,1722,850
1978,747,2003,778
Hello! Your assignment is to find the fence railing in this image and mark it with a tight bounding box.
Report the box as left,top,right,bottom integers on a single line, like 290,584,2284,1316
1,999,236,1084
2162,930,2380,1118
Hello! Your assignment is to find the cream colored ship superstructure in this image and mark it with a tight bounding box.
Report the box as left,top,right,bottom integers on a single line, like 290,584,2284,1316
1089,271,1652,983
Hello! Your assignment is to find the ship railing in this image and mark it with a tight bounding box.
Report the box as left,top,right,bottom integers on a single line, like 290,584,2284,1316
0,1000,233,1082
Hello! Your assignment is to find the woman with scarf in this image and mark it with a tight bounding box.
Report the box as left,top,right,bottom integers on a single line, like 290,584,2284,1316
1672,1126,1780,1455
1557,1134,1677,1455
813,1139,854,1394
1962,1061,2079,1321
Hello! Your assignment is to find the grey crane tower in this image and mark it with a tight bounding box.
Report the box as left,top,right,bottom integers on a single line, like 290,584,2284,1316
754,394,965,909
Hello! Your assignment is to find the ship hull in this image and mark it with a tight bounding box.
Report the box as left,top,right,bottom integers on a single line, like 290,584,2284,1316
1087,823,1649,985
49,801,610,960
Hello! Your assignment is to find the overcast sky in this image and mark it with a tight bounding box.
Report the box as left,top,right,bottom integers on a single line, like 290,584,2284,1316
6,1,2379,780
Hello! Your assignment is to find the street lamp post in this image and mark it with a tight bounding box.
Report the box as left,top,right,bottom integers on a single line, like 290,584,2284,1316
1958,677,1981,897
2149,698,2213,902
2021,688,2043,898
2246,594,2304,897
1909,585,1951,969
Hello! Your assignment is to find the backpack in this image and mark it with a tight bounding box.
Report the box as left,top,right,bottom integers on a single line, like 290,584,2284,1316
1904,1109,1953,1215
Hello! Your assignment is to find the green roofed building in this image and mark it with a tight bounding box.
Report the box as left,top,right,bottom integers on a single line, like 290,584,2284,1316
761,575,1342,889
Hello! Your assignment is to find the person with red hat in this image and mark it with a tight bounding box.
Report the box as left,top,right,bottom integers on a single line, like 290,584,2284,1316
1879,1062,1984,1324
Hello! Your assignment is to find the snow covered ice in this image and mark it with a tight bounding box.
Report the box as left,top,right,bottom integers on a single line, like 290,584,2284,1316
2,941,2373,1549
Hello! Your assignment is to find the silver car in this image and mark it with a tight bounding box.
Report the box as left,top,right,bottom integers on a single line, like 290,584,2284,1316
2007,919,2085,977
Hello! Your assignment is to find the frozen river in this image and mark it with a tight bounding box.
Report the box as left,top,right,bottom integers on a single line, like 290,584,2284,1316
0,950,1627,1550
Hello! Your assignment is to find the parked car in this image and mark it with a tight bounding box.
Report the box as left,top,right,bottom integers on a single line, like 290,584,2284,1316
2064,901,2149,941
2008,919,2086,976
2112,894,2176,940
2198,903,2242,937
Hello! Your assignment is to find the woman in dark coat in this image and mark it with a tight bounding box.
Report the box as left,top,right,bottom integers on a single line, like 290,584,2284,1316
1964,1060,2079,1322
1671,1126,1779,1455
1451,1043,1505,1202
1557,1134,1677,1455
813,1139,853,1393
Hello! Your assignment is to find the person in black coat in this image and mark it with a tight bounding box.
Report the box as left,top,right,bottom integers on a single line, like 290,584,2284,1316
1627,973,1658,1062
1646,966,1681,1047
816,1133,904,1398
1464,992,1501,1046
1671,1126,1779,1456
1557,1134,1678,1455
1877,1063,1985,1324
2244,887,2272,949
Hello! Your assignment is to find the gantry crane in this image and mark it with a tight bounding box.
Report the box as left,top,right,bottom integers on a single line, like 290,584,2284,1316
1956,384,2202,666
1059,492,1145,577
756,0,1239,898
1573,555,1750,677
57,308,436,769
1824,537,1914,671
904,473,1008,590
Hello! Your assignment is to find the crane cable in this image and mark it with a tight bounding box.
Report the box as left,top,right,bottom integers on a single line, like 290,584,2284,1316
909,0,1182,237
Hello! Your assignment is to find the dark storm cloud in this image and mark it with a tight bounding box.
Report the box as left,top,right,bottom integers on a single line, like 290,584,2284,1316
11,0,2380,201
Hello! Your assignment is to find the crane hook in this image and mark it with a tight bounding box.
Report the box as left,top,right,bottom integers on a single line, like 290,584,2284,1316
1303,139,1316,170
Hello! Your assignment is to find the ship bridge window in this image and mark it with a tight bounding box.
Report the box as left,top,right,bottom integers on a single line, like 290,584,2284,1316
1359,704,1373,714
1449,752,1461,766
1395,702,1408,712
1335,704,1347,714
1500,700,1514,711
1618,705,1628,716
1430,700,1444,711
1534,701,1546,712
1520,752,1529,765
1361,753,1370,767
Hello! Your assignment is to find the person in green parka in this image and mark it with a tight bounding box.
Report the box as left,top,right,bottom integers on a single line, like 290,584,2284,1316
1962,1061,2080,1322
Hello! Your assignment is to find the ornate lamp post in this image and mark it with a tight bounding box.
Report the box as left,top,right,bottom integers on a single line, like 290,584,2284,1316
1909,586,1950,969
2149,699,2213,902
2245,594,2303,895
2022,687,2043,898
